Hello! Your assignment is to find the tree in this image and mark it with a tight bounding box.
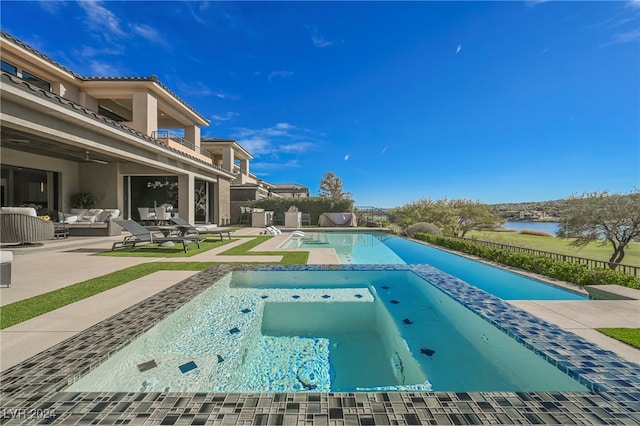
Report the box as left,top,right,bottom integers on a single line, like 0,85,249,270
443,199,505,238
318,172,351,200
557,190,640,269
388,198,503,237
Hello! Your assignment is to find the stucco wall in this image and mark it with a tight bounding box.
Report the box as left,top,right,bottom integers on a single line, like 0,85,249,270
216,178,231,225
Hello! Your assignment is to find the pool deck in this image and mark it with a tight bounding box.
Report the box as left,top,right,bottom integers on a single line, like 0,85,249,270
1,228,639,425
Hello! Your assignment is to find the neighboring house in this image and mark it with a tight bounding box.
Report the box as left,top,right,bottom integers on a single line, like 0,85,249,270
269,183,310,199
0,31,235,225
201,138,309,223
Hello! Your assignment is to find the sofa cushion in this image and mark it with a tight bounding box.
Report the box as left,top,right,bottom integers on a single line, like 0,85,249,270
82,215,98,223
70,209,88,219
1,207,37,216
97,209,120,222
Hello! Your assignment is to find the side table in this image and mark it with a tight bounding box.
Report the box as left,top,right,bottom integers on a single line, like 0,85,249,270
54,222,70,239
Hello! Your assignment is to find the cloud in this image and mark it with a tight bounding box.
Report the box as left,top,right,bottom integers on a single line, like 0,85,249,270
39,0,66,14
174,81,215,97
231,123,317,161
627,0,640,10
130,23,171,49
251,159,301,171
310,26,335,48
280,142,315,153
601,29,640,46
381,146,387,155
78,0,126,39
456,44,462,54
268,70,294,82
526,0,550,6
214,90,241,100
212,112,239,124
344,154,350,161
88,60,122,76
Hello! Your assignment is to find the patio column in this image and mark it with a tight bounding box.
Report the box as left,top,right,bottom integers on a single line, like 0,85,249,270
178,174,195,224
240,158,249,176
131,91,158,136
222,146,234,173
215,179,231,226
184,125,200,149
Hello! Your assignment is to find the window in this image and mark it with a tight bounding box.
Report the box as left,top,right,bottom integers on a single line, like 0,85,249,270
1,60,17,75
21,70,51,91
98,106,127,122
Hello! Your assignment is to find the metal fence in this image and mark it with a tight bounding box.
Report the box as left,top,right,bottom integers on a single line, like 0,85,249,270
458,237,639,277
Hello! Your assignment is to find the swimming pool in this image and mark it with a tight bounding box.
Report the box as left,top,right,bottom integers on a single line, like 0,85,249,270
65,270,588,393
282,232,586,300
7,264,640,424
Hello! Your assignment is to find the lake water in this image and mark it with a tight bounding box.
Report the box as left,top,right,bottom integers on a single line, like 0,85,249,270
503,221,560,236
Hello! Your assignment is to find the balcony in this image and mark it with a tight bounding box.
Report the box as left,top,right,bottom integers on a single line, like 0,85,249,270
152,130,213,164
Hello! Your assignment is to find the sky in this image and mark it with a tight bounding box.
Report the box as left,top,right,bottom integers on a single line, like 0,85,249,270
1,1,639,207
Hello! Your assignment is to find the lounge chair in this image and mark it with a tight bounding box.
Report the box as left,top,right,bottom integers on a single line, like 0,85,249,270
170,217,233,242
112,219,204,253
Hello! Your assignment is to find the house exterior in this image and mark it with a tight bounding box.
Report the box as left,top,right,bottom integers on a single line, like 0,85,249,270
0,31,235,225
200,138,310,223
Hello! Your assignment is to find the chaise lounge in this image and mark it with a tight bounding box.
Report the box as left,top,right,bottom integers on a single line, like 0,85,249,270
170,217,233,242
112,219,204,253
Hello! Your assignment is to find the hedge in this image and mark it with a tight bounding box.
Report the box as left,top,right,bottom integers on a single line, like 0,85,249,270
414,233,640,289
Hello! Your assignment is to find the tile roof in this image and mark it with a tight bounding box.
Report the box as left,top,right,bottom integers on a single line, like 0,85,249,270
1,72,234,178
1,31,209,124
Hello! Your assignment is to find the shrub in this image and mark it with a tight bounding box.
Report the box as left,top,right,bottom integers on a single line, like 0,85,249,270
404,222,443,238
414,233,640,289
387,223,403,235
519,229,554,237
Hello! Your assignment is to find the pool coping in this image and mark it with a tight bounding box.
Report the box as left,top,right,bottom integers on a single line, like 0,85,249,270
1,264,639,425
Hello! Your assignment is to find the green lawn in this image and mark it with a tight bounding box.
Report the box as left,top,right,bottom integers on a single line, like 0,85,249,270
96,238,235,257
596,328,640,349
466,230,640,266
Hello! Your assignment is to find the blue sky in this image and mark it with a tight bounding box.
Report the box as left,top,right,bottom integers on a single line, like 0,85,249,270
1,1,638,207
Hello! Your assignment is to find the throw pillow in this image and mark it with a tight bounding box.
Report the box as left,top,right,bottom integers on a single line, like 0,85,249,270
63,214,78,224
82,215,97,223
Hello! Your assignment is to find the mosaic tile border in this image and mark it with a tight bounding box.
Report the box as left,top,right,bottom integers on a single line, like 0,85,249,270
1,264,639,425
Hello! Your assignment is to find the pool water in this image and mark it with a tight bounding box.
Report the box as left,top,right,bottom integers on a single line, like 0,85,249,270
283,232,586,300
65,270,588,393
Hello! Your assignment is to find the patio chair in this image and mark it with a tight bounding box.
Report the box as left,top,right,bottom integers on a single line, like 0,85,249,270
137,207,155,225
301,212,312,226
112,219,204,253
170,217,233,242
154,206,171,225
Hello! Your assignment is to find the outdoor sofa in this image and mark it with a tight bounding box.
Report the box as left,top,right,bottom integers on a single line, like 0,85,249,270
0,207,55,245
58,208,123,236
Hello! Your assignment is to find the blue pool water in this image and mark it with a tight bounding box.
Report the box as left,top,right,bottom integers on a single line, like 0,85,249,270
65,270,588,393
283,232,586,300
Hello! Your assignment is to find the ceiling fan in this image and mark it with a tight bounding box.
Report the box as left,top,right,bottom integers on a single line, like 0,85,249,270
84,151,109,165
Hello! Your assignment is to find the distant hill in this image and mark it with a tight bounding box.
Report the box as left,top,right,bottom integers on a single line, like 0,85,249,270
490,199,566,222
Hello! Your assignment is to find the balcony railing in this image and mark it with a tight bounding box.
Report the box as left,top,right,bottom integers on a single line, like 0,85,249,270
152,130,212,158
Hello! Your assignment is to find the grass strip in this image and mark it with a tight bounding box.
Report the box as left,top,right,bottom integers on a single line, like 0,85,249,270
218,235,309,264
0,262,213,329
596,328,640,349
95,238,234,257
